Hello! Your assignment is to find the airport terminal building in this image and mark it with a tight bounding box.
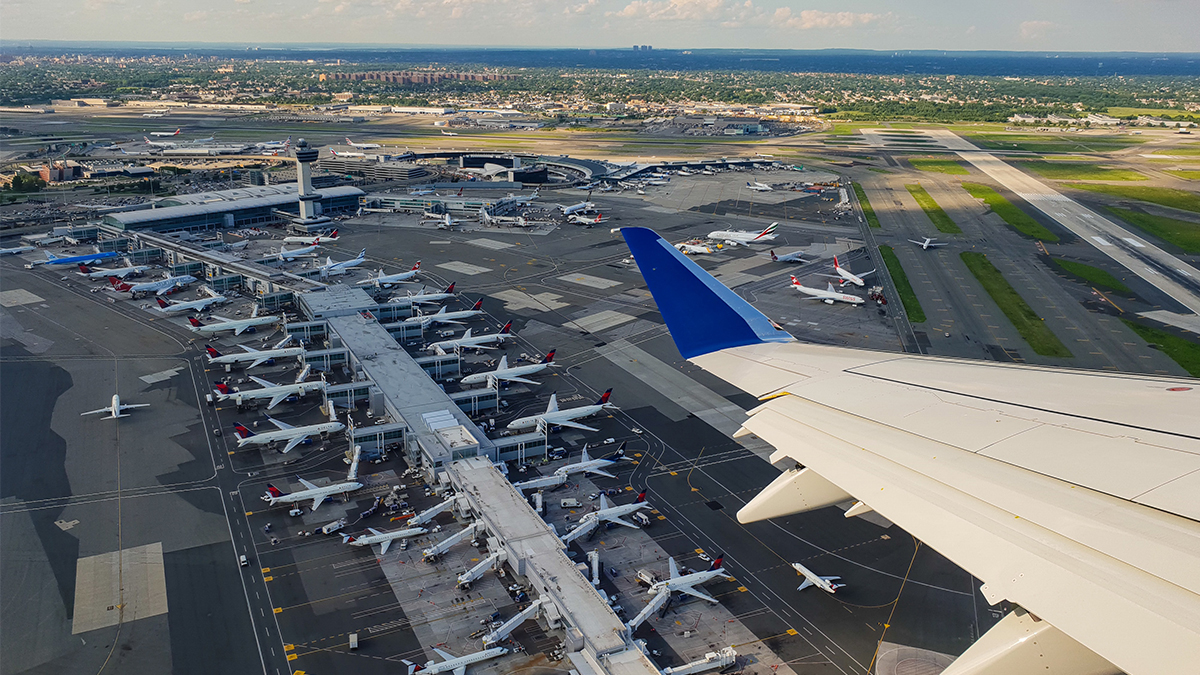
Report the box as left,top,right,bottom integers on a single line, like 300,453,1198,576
101,184,363,233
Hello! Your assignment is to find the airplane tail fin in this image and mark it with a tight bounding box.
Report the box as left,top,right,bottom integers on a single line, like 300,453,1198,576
411,260,421,271
596,388,612,405
499,321,512,335
214,382,232,395
205,345,222,358
789,275,803,288
157,297,172,309
833,255,840,269
188,316,204,327
755,222,778,239
770,250,778,261
709,553,724,571
615,441,626,457
233,424,255,438
341,534,355,544
634,490,647,504
330,229,338,238
78,263,91,273
444,282,455,293
471,299,483,311
619,228,792,359
542,349,556,364
265,484,283,498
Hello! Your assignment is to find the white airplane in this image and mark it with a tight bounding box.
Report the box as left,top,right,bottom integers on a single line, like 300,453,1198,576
235,405,345,454
277,243,320,261
460,349,557,386
329,148,366,158
149,128,182,137
768,249,807,263
568,212,608,226
81,393,150,420
188,305,280,336
618,225,1200,674
143,135,178,148
559,201,595,216
561,491,651,543
675,241,714,255
0,245,35,256
345,137,381,149
107,274,196,297
425,321,513,355
204,335,305,369
792,561,845,593
908,237,949,250
551,441,625,479
283,229,338,245
317,248,367,277
789,277,864,305
746,181,774,192
355,262,421,288
213,365,326,410
408,299,484,326
261,444,361,510
506,388,615,433
255,136,291,150
402,646,509,675
819,256,874,287
440,130,459,136
410,187,437,196
343,525,428,555
707,222,778,247
627,555,727,630
644,179,670,186
154,292,227,314
403,282,456,305
76,262,152,279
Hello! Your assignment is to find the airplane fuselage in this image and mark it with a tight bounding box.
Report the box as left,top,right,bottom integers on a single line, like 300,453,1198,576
191,315,280,335
238,421,345,448
460,361,551,386
507,403,608,431
207,346,305,366
268,481,362,508
218,381,325,406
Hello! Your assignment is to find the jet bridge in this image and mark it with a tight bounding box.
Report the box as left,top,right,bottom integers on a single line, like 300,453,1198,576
482,599,543,646
422,520,484,561
511,473,567,492
457,550,506,587
411,495,458,527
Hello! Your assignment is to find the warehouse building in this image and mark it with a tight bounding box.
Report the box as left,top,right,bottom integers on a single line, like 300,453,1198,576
100,184,363,233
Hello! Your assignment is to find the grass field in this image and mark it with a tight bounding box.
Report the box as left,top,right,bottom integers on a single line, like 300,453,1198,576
1164,170,1200,180
905,184,962,234
960,252,1072,358
828,123,877,135
853,182,881,228
1153,147,1200,156
961,182,1061,242
1049,258,1132,294
1121,320,1200,377
879,246,926,323
1103,207,1200,253
908,158,969,175
1016,160,1147,181
965,133,1146,154
1106,107,1200,121
1065,184,1200,214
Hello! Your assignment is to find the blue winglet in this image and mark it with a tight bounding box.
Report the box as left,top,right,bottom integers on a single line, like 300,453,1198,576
621,227,792,359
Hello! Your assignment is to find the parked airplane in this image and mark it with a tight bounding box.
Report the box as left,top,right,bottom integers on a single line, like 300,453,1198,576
149,128,182,137
204,335,305,369
568,213,608,226
506,388,615,433
345,137,381,149
792,561,845,593
155,291,227,314
425,322,514,355
769,250,807,264
343,525,428,555
144,136,178,148
255,136,291,150
0,245,35,256
235,405,345,454
408,299,484,326
440,130,459,136
551,442,625,479
317,248,367,276
402,646,509,675
277,243,320,261
820,256,875,287
410,187,437,196
707,222,778,247
789,277,865,305
355,262,421,288
627,555,727,631
561,491,651,543
77,262,152,279
908,237,949,250
460,350,557,386
35,250,119,267
746,181,774,192
188,305,280,336
108,274,196,297
261,443,361,510
214,365,326,410
403,282,456,305
283,229,338,245
675,241,714,255
81,393,150,420
559,201,596,216
329,148,366,158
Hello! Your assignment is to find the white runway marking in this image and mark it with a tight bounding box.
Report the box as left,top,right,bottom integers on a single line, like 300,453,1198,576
1123,238,1146,248
467,238,513,250
1091,237,1113,247
72,542,168,634
571,310,635,332
0,289,45,307
140,366,185,384
436,261,493,276
557,273,621,289
492,290,569,311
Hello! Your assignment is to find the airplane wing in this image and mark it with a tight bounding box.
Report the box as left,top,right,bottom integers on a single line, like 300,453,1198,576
237,344,261,353
452,667,466,675
281,434,310,454
155,286,174,296
309,496,323,512
247,357,271,370
550,419,600,432
266,417,295,431
119,404,151,410
496,374,540,385
297,477,319,491
605,515,639,529
675,586,718,604
233,324,251,336
668,557,679,579
368,527,384,536
266,392,291,410
797,578,814,592
584,468,617,479
249,376,277,388
80,407,114,416
620,226,1200,675
379,539,392,555
433,647,454,662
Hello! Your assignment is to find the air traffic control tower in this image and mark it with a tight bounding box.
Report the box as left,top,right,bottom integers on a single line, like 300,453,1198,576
292,138,332,229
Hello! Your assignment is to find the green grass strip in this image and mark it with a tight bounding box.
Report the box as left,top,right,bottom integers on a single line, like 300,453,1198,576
960,252,1072,358
879,246,926,323
1102,207,1200,254
1064,184,1200,213
961,182,1060,242
852,182,881,229
905,184,962,234
1164,169,1200,180
908,158,969,175
1049,258,1131,294
1016,160,1147,181
1121,320,1200,377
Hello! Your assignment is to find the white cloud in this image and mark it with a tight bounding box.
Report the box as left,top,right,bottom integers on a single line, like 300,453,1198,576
183,10,208,21
1019,20,1054,40
773,8,883,30
609,0,726,21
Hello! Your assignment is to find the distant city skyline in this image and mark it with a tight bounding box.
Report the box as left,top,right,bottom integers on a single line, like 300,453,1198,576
4,0,1198,53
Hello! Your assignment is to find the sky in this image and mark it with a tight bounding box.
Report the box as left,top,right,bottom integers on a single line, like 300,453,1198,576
5,0,1198,52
